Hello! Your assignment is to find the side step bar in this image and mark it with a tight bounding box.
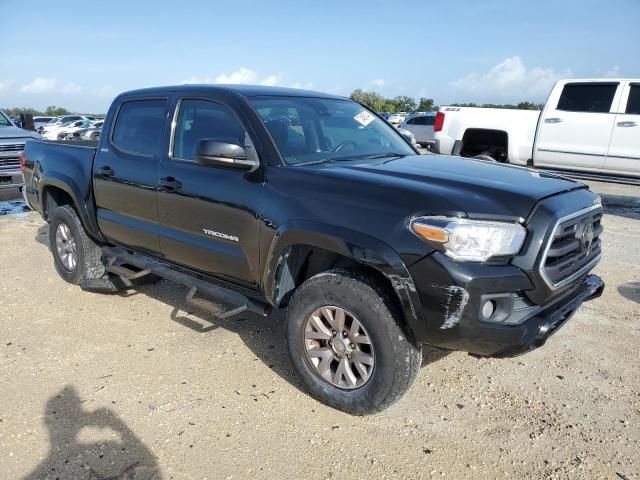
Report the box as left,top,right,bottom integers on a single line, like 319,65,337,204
99,246,272,319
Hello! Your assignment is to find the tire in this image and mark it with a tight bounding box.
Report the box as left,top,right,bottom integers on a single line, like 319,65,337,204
286,270,422,415
90,132,100,140
49,205,105,284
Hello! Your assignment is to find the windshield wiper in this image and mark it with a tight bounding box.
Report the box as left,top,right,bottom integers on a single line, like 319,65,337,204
365,152,407,159
293,152,407,166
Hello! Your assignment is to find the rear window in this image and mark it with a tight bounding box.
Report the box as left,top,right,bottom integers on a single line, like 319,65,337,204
112,99,167,156
626,84,640,115
556,83,618,113
413,116,435,126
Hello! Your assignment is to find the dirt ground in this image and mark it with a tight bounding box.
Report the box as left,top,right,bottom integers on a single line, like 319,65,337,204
1,180,639,480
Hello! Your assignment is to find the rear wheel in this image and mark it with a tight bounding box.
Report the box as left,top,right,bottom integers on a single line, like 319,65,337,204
286,270,422,414
49,205,105,284
90,132,100,140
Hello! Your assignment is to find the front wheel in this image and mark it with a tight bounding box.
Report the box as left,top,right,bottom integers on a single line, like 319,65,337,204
286,270,422,415
49,205,105,284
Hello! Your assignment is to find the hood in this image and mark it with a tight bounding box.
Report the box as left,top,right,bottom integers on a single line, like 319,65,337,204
0,125,40,140
303,155,585,220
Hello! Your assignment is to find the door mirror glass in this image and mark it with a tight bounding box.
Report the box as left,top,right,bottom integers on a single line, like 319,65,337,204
195,139,257,171
398,128,415,145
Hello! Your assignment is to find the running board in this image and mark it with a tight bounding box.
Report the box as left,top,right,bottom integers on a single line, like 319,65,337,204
101,246,272,319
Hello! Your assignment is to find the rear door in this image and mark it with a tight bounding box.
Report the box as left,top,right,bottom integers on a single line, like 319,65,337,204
605,82,640,176
93,97,168,255
156,96,263,285
534,82,620,170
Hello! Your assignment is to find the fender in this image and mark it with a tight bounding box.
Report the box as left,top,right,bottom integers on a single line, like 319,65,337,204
38,173,105,243
262,219,424,333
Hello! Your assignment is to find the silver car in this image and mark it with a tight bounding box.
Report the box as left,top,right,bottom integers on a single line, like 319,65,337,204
399,113,436,147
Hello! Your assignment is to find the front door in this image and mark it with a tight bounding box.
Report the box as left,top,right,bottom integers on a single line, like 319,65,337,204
156,97,263,285
606,82,640,176
93,97,168,255
534,82,619,170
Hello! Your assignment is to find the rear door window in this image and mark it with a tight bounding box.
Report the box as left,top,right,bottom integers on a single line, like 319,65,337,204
112,99,167,156
626,84,640,115
556,83,618,113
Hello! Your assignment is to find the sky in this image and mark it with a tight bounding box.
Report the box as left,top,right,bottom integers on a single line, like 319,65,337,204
1,0,639,113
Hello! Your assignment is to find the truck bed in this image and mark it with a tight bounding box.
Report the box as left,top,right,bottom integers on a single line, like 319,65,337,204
22,138,98,220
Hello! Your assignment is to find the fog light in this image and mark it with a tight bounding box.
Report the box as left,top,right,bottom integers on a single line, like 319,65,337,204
481,300,496,319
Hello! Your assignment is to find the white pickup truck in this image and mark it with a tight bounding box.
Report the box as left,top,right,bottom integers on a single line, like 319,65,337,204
434,79,640,178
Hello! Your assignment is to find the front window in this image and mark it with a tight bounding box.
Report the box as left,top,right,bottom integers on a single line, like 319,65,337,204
250,96,415,165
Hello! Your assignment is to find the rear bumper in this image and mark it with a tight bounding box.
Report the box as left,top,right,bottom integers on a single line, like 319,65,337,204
408,252,604,357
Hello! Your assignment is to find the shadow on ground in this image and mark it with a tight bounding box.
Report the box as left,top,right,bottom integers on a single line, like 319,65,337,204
22,386,160,480
600,193,640,220
618,282,640,305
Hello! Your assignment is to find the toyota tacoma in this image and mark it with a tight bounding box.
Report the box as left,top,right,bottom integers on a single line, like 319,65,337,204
22,85,604,414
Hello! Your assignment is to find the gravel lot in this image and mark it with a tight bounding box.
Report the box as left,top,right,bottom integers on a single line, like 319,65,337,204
1,180,639,480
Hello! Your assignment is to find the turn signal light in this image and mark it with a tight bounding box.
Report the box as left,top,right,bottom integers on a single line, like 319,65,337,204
412,223,448,243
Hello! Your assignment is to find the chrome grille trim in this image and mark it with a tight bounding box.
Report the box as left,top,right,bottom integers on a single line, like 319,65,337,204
539,204,602,290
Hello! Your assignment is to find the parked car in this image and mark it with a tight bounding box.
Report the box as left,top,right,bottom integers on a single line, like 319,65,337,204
42,118,89,140
399,113,436,147
387,112,406,126
40,115,87,137
23,84,604,414
76,120,104,141
0,109,40,192
434,78,640,178
34,116,55,130
58,120,94,140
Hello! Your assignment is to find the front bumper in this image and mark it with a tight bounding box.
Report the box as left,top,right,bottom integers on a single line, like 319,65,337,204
408,252,604,357
0,172,24,190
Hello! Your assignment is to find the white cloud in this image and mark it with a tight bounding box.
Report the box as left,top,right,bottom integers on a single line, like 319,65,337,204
182,68,289,87
20,77,57,93
371,79,385,88
604,66,620,77
451,56,571,101
215,67,259,84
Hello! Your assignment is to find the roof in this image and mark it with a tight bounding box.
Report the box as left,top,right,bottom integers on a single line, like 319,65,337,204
117,84,348,100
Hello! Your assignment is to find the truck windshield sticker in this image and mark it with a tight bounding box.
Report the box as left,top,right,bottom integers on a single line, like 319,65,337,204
353,111,375,127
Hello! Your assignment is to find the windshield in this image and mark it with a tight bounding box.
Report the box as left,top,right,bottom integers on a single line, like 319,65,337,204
250,97,415,165
0,111,11,127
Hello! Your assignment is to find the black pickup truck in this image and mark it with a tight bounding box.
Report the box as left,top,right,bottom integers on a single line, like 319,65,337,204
22,85,604,414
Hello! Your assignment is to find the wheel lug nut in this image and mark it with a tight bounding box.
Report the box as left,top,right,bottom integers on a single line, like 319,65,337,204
332,330,337,336
350,344,355,349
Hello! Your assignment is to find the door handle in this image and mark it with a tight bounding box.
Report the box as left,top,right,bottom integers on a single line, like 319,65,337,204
617,121,637,127
544,117,563,124
97,166,114,178
159,176,183,192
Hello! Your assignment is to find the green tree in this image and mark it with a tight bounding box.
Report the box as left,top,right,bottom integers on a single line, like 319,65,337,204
417,98,438,112
350,89,386,112
391,95,417,112
44,105,70,116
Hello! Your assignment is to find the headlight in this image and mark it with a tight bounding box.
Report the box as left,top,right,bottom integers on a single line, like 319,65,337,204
410,217,527,262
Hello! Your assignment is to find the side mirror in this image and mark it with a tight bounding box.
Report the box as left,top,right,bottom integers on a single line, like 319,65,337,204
194,139,259,171
397,128,416,145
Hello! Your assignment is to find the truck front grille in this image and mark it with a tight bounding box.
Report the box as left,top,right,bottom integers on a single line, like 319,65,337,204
0,143,24,153
540,205,602,289
0,158,20,172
